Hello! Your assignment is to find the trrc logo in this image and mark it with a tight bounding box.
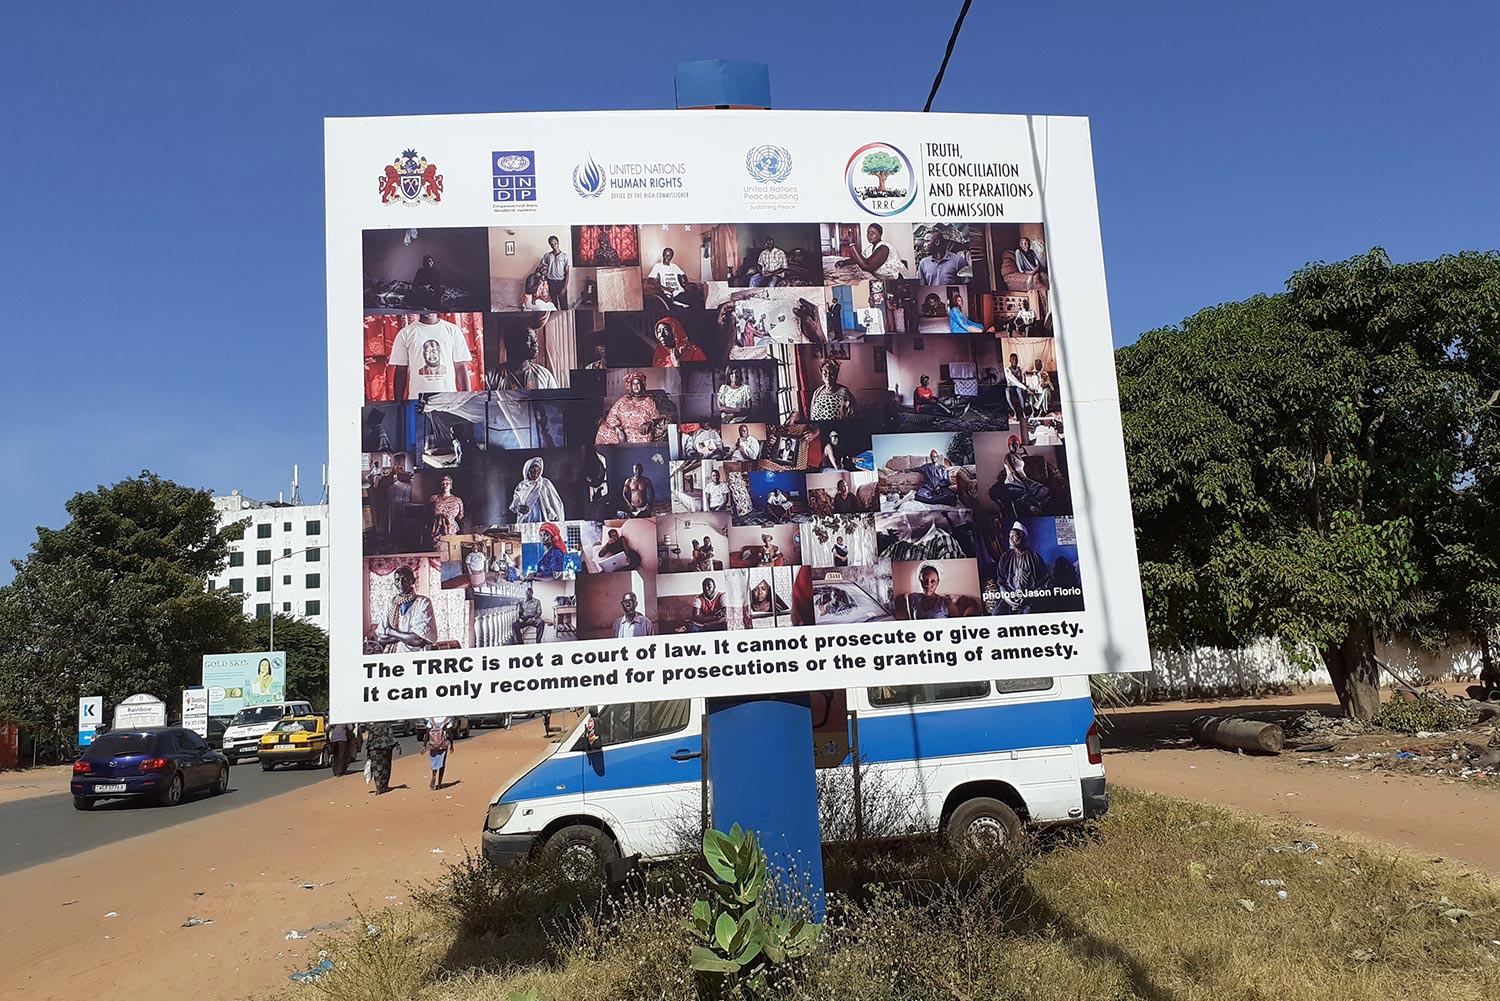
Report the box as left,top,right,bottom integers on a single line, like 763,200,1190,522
378,149,443,205
572,153,605,198
845,142,916,217
745,144,793,184
492,150,536,203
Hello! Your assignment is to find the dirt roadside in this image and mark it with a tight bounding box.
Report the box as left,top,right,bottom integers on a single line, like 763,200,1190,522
1103,688,1500,873
0,764,73,804
0,721,555,1001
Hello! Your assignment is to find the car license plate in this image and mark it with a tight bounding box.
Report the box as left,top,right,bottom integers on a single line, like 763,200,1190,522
95,783,127,793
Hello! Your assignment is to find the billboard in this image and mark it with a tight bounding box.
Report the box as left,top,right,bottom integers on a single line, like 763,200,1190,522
326,109,1148,722
78,696,103,747
202,652,286,716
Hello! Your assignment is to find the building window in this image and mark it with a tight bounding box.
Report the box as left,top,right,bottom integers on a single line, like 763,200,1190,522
256,576,270,592
257,524,271,539
255,603,270,619
305,600,321,616
229,551,245,567
282,602,292,613
229,579,243,593
283,548,291,558
306,547,322,562
257,551,271,566
305,573,321,589
282,575,291,586
207,581,216,592
283,522,292,532
306,520,321,535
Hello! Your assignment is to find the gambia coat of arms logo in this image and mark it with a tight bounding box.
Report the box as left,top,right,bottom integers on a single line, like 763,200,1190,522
379,149,443,205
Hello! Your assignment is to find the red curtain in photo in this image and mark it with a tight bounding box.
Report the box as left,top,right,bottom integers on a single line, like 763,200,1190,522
363,313,485,401
577,225,639,265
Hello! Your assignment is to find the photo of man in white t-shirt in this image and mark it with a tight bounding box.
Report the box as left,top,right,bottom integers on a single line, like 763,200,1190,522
388,314,472,399
647,247,692,309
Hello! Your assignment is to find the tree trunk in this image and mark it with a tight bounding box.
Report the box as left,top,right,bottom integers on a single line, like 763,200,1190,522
1322,621,1382,721
1480,631,1498,689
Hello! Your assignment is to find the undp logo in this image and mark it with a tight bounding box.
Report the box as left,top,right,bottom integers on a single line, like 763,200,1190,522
492,150,536,204
745,144,793,184
573,153,605,198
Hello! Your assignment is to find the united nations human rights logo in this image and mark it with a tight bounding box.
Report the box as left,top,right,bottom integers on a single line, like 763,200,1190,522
378,148,443,205
573,153,605,199
846,142,916,217
745,144,792,184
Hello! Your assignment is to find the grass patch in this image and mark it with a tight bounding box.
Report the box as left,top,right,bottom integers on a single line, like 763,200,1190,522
276,790,1500,1001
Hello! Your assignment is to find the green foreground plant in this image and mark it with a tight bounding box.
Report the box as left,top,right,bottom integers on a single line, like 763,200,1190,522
685,824,820,996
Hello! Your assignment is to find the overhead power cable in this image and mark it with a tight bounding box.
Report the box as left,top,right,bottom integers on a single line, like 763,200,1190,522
923,0,975,112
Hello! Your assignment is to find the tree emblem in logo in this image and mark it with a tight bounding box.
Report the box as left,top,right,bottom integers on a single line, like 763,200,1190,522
378,149,443,205
745,144,793,184
573,154,605,198
845,142,916,217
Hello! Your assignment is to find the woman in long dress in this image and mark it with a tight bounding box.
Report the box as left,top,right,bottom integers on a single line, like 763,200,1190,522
364,721,396,795
596,371,663,444
429,475,463,548
509,457,565,523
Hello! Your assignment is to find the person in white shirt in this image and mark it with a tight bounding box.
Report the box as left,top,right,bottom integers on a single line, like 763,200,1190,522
716,368,753,423
614,591,655,637
705,469,730,511
541,236,570,308
647,247,691,308
377,565,437,652
841,223,907,280
731,424,762,462
751,237,787,287
388,313,471,400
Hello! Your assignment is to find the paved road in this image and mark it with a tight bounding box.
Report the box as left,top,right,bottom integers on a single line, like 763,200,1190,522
0,735,427,877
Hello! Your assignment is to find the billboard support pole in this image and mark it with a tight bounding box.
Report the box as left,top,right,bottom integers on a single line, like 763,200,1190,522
676,60,826,922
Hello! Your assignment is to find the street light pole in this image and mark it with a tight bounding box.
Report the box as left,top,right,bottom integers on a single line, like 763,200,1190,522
269,547,318,653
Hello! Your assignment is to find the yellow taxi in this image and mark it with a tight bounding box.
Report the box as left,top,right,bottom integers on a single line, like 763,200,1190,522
257,715,329,771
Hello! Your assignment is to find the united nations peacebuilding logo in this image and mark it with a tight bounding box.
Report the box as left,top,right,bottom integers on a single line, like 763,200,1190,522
378,149,443,205
573,153,605,198
846,141,916,217
745,144,793,184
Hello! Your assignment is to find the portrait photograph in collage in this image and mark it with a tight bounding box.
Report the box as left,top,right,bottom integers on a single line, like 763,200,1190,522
359,220,1081,655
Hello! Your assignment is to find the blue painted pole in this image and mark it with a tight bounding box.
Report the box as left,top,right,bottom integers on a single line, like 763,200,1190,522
675,60,825,920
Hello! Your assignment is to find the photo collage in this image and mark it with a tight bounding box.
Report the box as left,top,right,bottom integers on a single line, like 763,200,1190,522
359,220,1082,654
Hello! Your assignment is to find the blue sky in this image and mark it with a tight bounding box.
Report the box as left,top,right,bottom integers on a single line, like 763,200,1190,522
3,1,1496,576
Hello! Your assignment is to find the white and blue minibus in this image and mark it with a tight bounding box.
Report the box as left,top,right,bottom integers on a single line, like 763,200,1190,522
481,675,1106,872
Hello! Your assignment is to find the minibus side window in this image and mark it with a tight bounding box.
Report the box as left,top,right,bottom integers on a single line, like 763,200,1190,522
868,681,990,707
586,700,691,748
994,676,1055,694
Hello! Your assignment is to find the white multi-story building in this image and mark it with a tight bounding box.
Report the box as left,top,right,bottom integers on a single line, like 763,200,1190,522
211,482,330,632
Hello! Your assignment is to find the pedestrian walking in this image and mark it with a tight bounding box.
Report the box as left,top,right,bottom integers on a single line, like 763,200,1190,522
364,721,397,794
425,716,453,790
328,720,352,776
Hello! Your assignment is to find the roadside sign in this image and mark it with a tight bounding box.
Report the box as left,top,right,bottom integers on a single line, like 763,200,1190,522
113,693,166,729
78,696,103,747
182,688,210,738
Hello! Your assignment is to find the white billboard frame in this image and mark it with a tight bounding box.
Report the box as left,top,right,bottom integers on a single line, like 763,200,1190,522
326,109,1148,722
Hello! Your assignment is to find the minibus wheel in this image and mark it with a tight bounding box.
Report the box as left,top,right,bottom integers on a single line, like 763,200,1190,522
543,825,618,882
946,797,1024,852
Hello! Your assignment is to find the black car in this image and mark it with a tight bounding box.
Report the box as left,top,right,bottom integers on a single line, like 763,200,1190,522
70,727,229,810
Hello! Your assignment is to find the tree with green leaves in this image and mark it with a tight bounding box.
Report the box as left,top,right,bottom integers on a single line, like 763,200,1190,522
236,613,330,709
0,472,247,744
860,151,901,192
1119,249,1500,719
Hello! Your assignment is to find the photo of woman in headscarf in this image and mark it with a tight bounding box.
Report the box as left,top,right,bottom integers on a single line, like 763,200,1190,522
535,523,568,577
509,457,565,523
651,317,706,367
597,371,664,444
808,358,858,421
